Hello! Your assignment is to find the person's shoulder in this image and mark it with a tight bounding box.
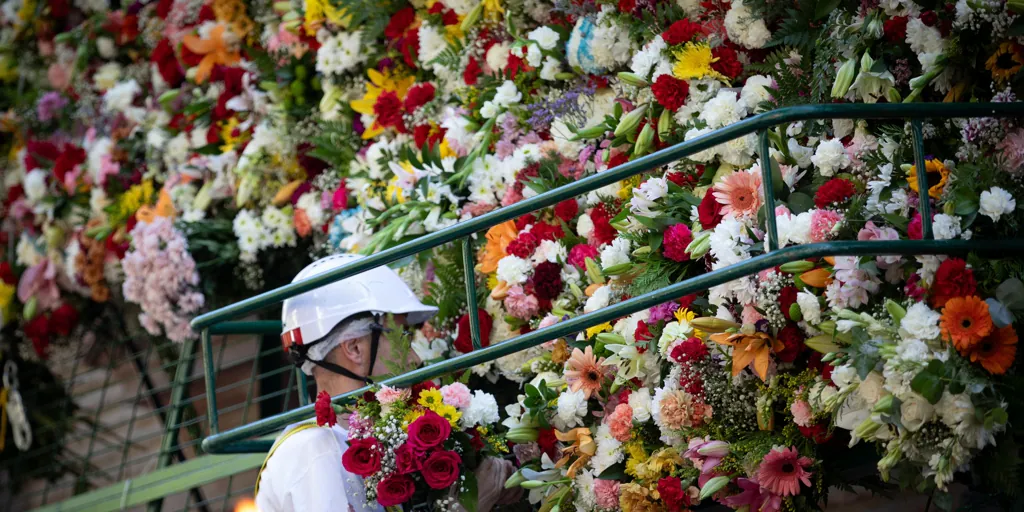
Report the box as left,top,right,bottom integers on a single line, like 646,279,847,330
274,422,344,456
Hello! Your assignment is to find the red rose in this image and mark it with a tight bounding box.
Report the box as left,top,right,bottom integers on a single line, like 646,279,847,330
662,18,702,45
779,285,798,321
883,16,909,43
698,188,723,229
50,303,79,337
315,390,337,427
814,178,857,208
406,410,452,451
651,75,689,112
657,476,687,512
376,474,416,506
421,450,462,489
454,308,493,353
554,198,579,222
394,443,423,474
776,324,805,363
798,422,832,444
342,437,382,477
930,258,976,308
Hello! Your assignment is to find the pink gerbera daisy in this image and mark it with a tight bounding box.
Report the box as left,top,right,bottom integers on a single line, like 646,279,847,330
713,170,763,218
756,447,813,497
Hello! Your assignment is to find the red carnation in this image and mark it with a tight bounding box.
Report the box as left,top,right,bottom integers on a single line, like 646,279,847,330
651,75,690,112
711,46,743,80
532,261,564,300
376,474,416,506
50,303,79,337
554,199,579,222
779,285,798,321
454,308,493,353
589,204,618,246
607,152,629,169
662,18,702,45
464,57,483,86
531,222,564,241
814,178,857,208
506,232,539,258
663,223,693,262
666,170,697,188
403,83,436,112
422,450,462,490
536,427,559,460
920,10,938,26
883,16,909,43
314,390,337,427
373,90,405,129
24,315,51,359
670,337,709,364
698,188,723,229
515,213,537,231
657,476,688,512
385,7,416,39
776,324,805,363
678,293,697,310
618,0,636,13
568,243,600,269
930,258,976,308
53,144,86,186
634,321,652,353
342,437,382,477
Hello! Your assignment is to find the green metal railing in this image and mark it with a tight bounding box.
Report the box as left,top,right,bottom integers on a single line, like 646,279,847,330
193,102,1024,455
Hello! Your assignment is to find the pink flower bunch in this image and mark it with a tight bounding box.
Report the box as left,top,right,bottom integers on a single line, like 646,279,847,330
121,218,205,343
440,383,472,408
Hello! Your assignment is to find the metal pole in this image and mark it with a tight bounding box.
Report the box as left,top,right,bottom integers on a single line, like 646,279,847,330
147,337,199,512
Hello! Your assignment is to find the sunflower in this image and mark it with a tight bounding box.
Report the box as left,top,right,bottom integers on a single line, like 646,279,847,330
969,325,1018,375
907,158,950,200
985,42,1024,83
941,296,994,352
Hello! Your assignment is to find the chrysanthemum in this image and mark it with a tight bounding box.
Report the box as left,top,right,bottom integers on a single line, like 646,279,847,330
969,325,1018,375
713,170,763,218
985,42,1024,83
756,447,813,497
672,42,727,81
940,296,993,352
564,346,606,399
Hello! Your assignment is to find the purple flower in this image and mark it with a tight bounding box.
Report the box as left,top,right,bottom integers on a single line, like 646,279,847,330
37,92,68,122
648,301,681,324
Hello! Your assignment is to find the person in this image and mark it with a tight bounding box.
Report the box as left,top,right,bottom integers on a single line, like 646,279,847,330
254,254,520,512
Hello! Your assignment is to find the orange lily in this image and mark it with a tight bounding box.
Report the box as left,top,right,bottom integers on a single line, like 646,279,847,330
135,188,176,224
800,268,833,288
710,330,784,381
554,427,597,478
182,24,241,84
478,220,518,273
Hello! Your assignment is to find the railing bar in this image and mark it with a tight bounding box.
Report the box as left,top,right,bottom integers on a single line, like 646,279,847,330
191,103,1024,331
462,239,483,350
202,237,1024,453
759,129,778,252
910,119,933,240
202,329,219,435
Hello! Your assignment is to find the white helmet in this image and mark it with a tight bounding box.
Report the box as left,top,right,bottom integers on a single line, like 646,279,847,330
281,254,437,375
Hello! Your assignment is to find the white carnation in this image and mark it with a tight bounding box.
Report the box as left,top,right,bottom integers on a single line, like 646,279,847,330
979,186,1016,222
932,214,961,240
699,90,747,129
901,302,941,341
740,75,774,111
496,255,532,284
554,388,589,429
528,26,561,50
628,388,653,422
461,391,500,428
796,291,822,324
810,138,850,176
600,237,632,269
103,79,141,113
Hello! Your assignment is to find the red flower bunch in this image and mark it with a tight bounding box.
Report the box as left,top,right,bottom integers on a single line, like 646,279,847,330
589,204,618,246
883,16,909,43
314,390,337,427
554,198,579,222
532,221,564,241
775,324,806,363
507,232,539,258
930,258,976,308
670,337,710,365
657,476,690,512
652,75,690,112
568,243,600,269
53,144,86,186
403,83,436,112
454,308,493,353
814,178,857,208
711,46,743,80
662,18,703,45
373,91,406,131
663,223,693,262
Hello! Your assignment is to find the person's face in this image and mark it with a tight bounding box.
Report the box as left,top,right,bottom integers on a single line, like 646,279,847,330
360,314,416,376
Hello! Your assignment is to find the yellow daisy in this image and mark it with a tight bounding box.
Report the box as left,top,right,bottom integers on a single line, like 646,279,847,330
417,388,444,409
673,42,727,82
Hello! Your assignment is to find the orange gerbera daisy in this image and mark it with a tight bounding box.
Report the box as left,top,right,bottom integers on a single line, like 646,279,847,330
941,296,993,352
713,170,763,218
969,325,1018,375
564,346,606,399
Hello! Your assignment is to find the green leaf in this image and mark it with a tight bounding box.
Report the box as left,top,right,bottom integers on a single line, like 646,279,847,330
854,354,878,380
953,188,979,216
459,471,479,512
787,192,814,214
597,462,626,480
882,213,910,233
911,368,944,404
814,0,842,20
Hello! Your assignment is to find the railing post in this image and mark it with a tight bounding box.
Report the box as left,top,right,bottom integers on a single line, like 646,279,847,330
759,130,779,251
910,119,933,239
148,337,199,512
200,328,219,434
462,239,483,350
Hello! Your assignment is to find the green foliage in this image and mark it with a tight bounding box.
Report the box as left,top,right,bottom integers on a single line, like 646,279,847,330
329,0,399,43
423,243,471,324
381,315,418,377
309,119,362,171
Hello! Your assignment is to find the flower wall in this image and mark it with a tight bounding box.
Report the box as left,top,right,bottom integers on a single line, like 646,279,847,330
4,0,1024,508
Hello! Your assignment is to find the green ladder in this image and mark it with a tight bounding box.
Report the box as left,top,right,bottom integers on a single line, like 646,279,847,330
192,102,1024,455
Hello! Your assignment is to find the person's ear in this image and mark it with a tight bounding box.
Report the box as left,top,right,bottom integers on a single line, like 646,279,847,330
339,337,365,366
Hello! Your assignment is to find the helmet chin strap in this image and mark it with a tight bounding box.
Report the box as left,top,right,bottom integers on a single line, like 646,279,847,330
289,315,386,384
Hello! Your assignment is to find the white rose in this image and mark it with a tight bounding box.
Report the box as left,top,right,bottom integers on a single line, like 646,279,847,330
979,186,1016,222
831,364,858,390
900,393,934,432
857,371,887,404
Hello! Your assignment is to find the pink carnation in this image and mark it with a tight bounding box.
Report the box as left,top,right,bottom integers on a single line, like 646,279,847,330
376,385,411,405
594,479,620,509
790,399,813,427
568,244,600,269
809,210,843,242
538,314,561,329
440,383,472,409
741,304,765,325
504,285,540,320
662,224,693,262
607,403,633,442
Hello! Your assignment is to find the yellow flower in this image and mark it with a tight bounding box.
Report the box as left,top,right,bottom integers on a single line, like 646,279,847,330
385,176,407,205
418,388,444,409
435,404,462,426
632,448,682,481
0,282,15,325
439,138,456,159
586,322,613,338
618,175,642,200
986,42,1024,83
907,158,950,200
619,482,658,512
486,273,499,290
350,69,416,139
403,408,425,428
624,441,648,478
673,42,727,82
483,0,504,18
114,181,156,222
674,308,703,338
303,0,350,34
219,117,243,153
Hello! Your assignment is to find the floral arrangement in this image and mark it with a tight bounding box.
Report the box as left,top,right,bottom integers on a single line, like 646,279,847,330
314,382,505,510
3,0,1024,506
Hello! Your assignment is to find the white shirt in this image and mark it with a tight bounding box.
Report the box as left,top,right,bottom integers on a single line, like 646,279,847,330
255,422,384,512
